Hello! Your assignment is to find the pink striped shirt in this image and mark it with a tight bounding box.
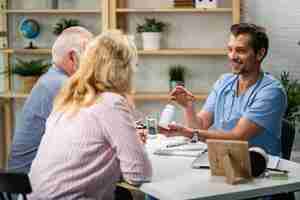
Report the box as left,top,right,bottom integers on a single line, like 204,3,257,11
28,92,152,200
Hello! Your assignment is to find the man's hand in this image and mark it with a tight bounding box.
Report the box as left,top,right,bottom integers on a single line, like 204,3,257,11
158,122,194,139
170,86,195,108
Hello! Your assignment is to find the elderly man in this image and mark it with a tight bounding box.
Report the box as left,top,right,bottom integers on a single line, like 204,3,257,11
8,27,93,173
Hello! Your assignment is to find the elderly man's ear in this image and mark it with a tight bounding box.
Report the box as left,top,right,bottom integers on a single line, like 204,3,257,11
69,50,80,74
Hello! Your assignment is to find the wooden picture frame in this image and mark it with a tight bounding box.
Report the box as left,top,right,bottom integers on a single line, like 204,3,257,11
207,139,252,184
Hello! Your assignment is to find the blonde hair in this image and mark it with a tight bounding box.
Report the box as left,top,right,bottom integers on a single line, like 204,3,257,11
53,30,138,114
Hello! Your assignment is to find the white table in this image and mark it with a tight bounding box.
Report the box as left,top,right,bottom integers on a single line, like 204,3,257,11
139,136,300,200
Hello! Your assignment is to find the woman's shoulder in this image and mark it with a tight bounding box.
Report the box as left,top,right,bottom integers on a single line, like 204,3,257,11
95,92,130,112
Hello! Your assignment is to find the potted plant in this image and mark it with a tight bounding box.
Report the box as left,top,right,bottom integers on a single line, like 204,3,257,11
280,71,300,126
136,18,166,50
53,18,80,36
169,64,186,91
12,58,50,93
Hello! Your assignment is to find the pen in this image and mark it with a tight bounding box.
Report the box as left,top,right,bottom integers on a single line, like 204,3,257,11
166,142,188,148
267,168,289,174
198,166,210,169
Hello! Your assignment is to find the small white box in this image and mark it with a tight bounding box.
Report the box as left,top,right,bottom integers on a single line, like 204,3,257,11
195,0,218,8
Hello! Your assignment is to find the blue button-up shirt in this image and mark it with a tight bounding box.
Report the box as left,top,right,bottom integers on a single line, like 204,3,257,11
8,66,68,173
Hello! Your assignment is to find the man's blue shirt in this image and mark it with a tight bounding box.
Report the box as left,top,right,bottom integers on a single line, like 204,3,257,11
8,66,68,173
203,72,287,156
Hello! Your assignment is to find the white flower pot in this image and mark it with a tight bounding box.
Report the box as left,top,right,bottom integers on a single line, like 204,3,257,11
142,32,161,50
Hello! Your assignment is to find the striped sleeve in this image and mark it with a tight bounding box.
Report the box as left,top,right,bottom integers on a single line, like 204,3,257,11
101,98,152,185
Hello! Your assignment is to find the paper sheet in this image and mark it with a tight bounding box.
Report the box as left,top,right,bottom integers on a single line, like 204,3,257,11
267,155,280,169
154,140,207,157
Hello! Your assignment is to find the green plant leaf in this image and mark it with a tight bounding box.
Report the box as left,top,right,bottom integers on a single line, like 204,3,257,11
280,70,300,125
136,17,166,33
53,18,80,35
12,58,51,76
169,64,186,81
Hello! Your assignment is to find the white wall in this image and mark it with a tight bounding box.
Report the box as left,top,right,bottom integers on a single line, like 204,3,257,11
242,0,300,78
2,0,300,157
241,0,300,154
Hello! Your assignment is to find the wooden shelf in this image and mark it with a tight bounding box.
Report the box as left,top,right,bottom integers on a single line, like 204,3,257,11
0,92,29,99
117,8,232,13
1,48,51,54
138,48,227,56
1,48,227,56
0,9,101,14
0,92,207,101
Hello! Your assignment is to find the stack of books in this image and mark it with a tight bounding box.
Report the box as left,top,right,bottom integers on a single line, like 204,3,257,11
173,0,194,8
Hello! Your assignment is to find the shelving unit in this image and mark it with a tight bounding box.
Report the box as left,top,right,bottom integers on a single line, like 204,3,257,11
0,0,104,168
1,48,51,54
116,8,233,13
0,9,101,14
0,0,240,168
109,0,240,31
138,48,227,56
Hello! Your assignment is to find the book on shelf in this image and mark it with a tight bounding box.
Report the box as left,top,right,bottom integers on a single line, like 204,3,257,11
173,0,195,8
174,5,194,8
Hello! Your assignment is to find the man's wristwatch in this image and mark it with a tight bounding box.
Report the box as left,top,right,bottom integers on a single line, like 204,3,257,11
191,130,199,143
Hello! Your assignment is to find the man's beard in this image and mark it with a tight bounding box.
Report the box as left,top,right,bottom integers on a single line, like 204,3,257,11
230,59,243,74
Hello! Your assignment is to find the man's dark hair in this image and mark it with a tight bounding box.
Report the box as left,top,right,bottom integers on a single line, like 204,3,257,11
230,23,269,62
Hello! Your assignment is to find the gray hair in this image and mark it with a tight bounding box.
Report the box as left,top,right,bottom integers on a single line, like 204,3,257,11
52,26,93,66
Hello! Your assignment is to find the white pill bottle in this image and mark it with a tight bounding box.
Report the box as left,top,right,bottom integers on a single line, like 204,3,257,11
159,103,176,129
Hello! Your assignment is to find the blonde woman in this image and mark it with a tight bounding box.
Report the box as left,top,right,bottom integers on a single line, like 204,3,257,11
28,30,152,200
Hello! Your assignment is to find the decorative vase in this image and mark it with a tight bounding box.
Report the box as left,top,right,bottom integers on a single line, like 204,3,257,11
142,32,161,50
17,76,39,93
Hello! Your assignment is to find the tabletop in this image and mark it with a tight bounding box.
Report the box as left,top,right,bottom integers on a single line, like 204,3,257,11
137,135,300,200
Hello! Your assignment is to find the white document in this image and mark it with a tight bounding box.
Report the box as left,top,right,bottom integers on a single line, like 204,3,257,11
154,139,207,158
267,155,280,169
191,152,209,168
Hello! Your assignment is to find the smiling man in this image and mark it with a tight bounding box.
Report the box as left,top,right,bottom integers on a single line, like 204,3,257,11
164,23,287,156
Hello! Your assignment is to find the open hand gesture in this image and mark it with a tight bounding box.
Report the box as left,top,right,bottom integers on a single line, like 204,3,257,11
170,85,195,108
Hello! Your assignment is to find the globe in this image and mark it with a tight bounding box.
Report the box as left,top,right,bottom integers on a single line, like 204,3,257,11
19,18,40,39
